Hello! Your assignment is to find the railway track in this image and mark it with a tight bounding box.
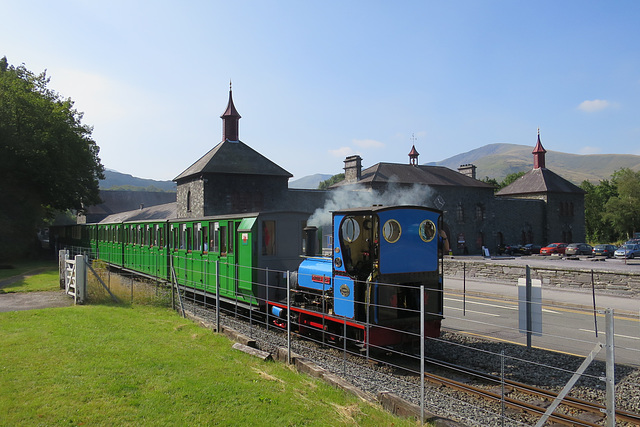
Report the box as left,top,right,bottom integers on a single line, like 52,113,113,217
423,358,640,426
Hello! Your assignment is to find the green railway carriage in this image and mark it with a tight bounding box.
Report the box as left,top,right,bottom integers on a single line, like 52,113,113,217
92,211,312,309
96,223,123,266
166,211,311,307
122,221,168,279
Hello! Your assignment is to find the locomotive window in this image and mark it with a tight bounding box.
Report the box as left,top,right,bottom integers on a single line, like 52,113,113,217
419,220,436,243
341,217,360,243
382,219,401,243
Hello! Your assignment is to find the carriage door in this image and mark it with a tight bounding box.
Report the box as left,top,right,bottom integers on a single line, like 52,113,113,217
236,217,256,303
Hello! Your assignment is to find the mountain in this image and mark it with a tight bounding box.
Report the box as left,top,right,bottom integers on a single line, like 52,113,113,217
289,173,333,189
426,143,640,184
100,169,176,192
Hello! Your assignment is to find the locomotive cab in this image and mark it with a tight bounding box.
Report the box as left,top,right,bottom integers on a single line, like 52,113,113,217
333,205,443,347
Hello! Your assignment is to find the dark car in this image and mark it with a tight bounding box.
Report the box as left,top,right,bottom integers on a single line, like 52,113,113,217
592,244,617,258
497,243,522,255
540,243,568,255
520,244,541,255
565,243,593,256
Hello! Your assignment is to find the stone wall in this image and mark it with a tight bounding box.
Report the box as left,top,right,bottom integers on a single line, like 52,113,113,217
444,258,640,296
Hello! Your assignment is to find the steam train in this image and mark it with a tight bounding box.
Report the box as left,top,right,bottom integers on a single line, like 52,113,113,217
53,205,444,350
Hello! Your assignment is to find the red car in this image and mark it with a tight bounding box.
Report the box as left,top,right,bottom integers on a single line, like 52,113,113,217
540,242,568,255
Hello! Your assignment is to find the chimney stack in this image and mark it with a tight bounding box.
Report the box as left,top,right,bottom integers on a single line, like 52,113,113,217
343,155,362,183
458,164,477,180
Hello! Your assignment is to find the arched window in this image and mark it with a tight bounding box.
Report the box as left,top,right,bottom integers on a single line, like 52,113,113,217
186,190,191,212
456,203,465,222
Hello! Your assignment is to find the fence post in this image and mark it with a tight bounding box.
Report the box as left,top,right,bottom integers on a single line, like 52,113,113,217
286,270,291,365
216,260,220,333
420,284,425,425
605,308,616,427
265,267,270,332
75,254,86,304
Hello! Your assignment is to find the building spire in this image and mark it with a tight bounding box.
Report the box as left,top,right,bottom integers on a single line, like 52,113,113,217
221,82,241,142
532,127,547,169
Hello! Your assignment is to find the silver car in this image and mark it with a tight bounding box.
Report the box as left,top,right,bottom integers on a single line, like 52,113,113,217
614,244,640,259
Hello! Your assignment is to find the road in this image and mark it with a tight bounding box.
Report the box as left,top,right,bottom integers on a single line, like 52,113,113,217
442,273,640,367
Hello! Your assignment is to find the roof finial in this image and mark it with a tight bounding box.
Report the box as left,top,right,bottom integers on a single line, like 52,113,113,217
230,79,232,91
537,126,540,136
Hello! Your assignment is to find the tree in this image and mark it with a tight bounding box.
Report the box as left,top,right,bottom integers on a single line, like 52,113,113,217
603,168,640,240
481,172,525,192
0,57,104,259
581,179,617,242
318,173,345,190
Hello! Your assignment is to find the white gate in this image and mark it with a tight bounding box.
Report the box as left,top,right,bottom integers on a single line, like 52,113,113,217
59,250,86,304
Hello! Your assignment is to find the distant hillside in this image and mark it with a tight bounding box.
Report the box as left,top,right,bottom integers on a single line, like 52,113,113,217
289,173,333,189
427,143,640,184
100,169,176,192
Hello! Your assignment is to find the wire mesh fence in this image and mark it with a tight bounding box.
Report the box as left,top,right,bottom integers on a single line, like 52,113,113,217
59,245,638,426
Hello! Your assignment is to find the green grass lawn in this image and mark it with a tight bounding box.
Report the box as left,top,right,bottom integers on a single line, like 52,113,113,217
0,260,59,292
0,275,419,426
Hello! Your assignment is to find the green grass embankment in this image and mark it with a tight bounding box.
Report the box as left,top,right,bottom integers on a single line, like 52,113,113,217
0,270,420,426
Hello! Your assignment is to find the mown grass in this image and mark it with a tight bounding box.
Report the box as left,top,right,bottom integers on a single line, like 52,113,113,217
0,301,419,426
0,259,56,281
0,260,59,293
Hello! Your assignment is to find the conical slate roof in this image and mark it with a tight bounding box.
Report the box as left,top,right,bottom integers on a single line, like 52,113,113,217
173,140,292,182
496,167,584,196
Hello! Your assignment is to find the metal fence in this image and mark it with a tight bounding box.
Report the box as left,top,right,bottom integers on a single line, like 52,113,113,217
59,245,638,426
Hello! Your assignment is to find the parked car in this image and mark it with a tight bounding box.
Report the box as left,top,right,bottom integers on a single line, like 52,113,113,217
521,244,542,255
565,243,593,256
614,244,640,259
540,243,568,255
497,243,522,255
592,244,617,258
625,238,640,245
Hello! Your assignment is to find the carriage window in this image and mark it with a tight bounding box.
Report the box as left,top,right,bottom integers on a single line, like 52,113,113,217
341,217,360,243
228,223,234,253
419,220,436,243
195,223,202,251
262,220,276,255
212,222,219,253
187,227,193,251
202,226,208,252
179,224,186,249
220,225,228,254
382,219,402,243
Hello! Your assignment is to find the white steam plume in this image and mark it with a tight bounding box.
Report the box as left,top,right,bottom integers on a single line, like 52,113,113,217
308,181,434,228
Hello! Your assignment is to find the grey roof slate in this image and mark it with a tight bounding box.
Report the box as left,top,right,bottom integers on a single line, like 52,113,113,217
333,163,494,188
173,140,292,182
99,202,177,223
84,190,177,216
496,168,585,196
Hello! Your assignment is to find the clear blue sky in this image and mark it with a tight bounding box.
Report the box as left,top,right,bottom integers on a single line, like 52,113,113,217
3,1,640,181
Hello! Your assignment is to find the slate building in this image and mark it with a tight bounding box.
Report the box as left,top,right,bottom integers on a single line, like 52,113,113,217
332,134,585,255
96,86,584,256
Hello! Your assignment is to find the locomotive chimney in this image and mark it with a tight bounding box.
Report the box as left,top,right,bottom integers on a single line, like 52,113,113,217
304,226,318,256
